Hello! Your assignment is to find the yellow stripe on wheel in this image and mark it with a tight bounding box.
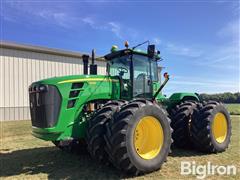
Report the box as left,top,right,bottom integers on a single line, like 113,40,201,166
134,116,164,160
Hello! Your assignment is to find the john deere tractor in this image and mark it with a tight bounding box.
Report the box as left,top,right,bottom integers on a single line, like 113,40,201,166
29,42,231,175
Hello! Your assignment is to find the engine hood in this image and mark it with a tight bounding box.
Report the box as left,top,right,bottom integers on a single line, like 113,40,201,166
31,75,118,86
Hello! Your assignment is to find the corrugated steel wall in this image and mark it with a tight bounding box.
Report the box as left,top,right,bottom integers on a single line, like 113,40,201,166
0,47,106,121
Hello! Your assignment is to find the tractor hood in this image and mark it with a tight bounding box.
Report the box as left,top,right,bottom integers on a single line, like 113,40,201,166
31,74,117,86
28,74,120,141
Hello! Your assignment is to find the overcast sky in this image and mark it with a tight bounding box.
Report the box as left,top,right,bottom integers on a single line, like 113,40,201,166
1,0,239,95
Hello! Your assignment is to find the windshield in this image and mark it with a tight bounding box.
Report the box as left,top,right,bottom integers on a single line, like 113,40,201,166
107,55,131,99
108,55,130,79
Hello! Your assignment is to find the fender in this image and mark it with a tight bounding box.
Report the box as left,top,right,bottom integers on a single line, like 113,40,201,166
169,92,200,103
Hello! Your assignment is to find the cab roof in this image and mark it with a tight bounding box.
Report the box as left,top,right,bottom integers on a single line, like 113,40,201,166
104,48,160,61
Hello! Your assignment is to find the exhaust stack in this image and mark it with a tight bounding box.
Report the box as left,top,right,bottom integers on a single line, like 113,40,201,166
82,54,89,75
90,49,97,75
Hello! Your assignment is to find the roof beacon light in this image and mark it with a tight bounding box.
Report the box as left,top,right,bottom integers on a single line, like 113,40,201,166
164,72,169,79
111,45,118,52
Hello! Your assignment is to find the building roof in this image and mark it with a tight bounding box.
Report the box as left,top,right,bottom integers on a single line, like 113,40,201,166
0,41,104,61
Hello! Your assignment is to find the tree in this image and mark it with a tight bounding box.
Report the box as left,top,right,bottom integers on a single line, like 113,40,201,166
199,92,240,103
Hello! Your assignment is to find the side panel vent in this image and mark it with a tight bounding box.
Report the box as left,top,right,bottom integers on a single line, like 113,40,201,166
69,90,80,98
67,99,76,109
72,82,84,89
67,82,84,109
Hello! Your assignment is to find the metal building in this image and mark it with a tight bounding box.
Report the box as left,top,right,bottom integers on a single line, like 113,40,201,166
0,41,106,121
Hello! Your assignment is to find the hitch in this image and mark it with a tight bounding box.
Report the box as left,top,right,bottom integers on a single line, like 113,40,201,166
152,72,170,100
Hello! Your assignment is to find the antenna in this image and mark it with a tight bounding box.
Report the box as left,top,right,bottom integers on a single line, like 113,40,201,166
132,40,150,50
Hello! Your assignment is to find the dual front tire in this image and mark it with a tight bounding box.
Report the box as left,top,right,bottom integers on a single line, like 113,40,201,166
87,99,172,175
85,100,125,164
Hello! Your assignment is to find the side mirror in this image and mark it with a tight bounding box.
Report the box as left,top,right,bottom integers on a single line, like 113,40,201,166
147,44,155,58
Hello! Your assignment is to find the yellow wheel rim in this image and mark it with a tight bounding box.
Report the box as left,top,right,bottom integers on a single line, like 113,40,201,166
134,116,164,160
212,112,228,143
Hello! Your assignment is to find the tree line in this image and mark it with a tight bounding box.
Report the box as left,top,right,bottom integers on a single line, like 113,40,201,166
200,92,240,103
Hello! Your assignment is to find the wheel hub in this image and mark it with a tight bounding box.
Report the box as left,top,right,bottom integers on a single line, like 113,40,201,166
212,112,228,143
134,116,164,160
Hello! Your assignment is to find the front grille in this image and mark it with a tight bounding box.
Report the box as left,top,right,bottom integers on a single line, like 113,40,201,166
29,84,61,128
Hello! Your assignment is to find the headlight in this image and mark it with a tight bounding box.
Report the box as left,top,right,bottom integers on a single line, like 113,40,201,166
29,84,48,93
39,85,48,92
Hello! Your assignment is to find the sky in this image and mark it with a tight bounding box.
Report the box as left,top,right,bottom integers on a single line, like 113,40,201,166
1,0,239,96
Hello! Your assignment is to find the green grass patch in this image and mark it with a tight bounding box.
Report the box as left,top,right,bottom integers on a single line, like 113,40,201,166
0,117,240,179
225,104,240,115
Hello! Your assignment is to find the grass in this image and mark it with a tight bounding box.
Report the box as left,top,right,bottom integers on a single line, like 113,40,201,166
0,117,239,180
226,104,240,115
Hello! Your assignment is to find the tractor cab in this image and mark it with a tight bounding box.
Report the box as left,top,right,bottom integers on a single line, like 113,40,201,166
105,43,161,100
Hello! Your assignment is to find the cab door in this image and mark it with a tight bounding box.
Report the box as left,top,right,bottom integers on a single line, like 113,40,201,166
132,55,152,98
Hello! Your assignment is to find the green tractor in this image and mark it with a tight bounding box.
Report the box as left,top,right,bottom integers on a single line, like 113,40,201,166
29,42,231,175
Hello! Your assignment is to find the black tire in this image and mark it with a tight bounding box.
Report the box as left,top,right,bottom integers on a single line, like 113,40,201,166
52,139,87,154
170,101,199,148
86,100,125,164
105,99,172,175
191,101,232,153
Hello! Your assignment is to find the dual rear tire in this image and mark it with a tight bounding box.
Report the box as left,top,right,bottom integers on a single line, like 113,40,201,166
170,101,198,148
170,101,231,153
191,101,231,152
